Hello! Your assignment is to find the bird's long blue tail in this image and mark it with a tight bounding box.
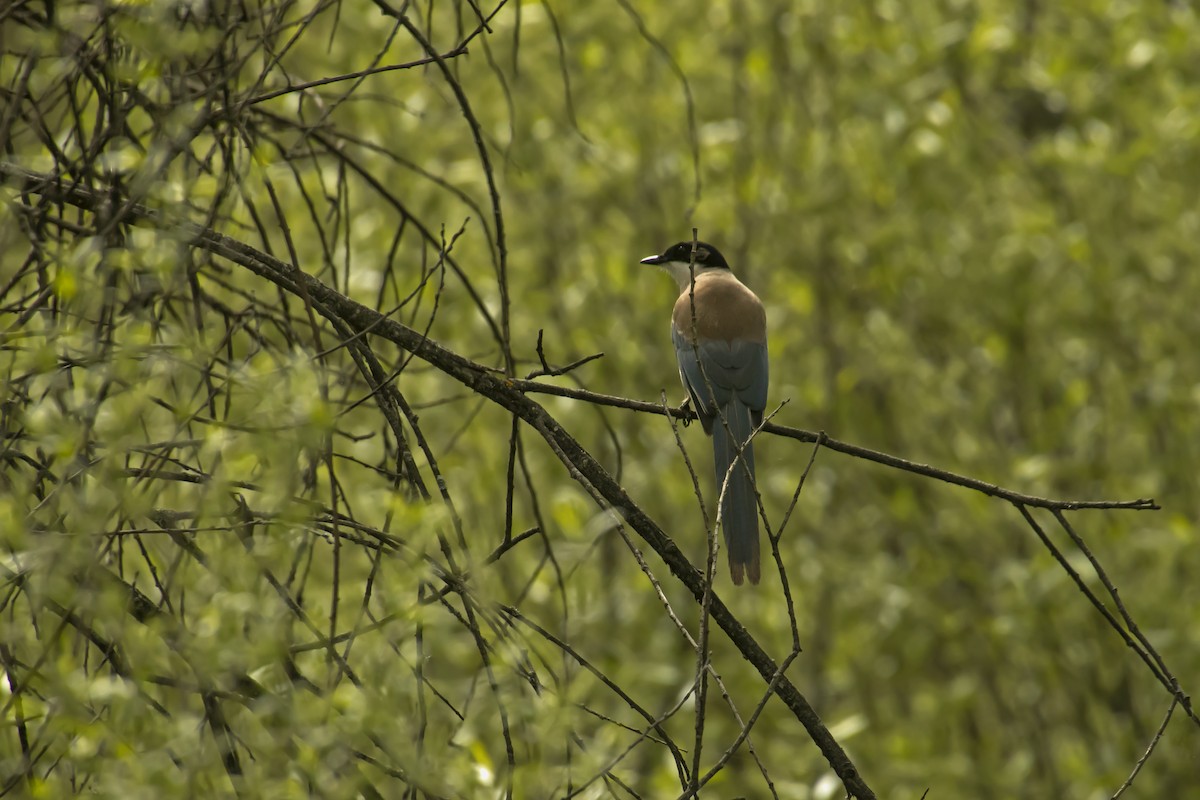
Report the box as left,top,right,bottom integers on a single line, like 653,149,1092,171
712,399,760,585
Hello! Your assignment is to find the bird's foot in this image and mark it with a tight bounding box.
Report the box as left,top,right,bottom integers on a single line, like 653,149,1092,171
676,397,693,427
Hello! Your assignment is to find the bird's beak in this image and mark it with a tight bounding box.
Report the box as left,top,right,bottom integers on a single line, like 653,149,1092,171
640,254,666,265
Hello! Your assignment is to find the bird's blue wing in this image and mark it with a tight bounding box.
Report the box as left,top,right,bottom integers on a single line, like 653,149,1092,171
672,327,718,429
709,339,768,416
673,328,768,426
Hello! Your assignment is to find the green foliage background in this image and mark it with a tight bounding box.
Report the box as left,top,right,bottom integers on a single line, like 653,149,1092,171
1,0,1197,797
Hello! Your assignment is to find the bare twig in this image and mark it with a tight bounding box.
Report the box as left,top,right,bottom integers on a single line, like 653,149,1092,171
1110,697,1178,799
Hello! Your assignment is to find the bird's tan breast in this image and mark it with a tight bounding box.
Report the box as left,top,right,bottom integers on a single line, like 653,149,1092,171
671,273,766,344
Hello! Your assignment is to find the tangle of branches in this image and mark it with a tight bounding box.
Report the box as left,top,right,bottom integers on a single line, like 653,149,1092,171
0,2,1192,798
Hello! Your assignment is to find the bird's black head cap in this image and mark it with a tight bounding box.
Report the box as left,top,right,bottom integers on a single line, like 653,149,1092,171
641,241,730,269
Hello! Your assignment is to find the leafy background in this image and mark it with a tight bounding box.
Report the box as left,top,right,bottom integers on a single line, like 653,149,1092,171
1,0,1197,797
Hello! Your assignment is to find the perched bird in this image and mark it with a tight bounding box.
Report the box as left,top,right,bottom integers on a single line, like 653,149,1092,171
641,241,768,585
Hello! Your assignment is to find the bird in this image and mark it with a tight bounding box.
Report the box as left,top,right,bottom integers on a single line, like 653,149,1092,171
640,240,768,585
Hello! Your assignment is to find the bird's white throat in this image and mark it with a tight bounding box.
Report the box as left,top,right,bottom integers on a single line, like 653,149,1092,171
658,261,729,291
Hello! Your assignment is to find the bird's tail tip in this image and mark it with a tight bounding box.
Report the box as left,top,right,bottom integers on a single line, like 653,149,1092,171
729,553,761,586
